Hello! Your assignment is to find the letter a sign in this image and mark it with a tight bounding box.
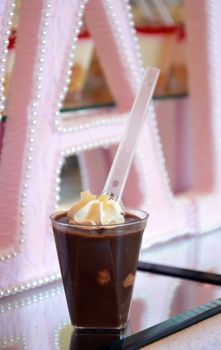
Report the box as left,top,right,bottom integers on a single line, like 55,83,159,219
1,0,218,297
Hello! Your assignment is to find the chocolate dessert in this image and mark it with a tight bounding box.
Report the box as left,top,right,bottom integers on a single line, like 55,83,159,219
51,210,147,329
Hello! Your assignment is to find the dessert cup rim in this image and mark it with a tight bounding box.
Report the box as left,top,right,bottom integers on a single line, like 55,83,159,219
50,208,148,229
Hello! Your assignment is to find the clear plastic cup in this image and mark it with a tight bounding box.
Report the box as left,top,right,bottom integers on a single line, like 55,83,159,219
50,208,148,330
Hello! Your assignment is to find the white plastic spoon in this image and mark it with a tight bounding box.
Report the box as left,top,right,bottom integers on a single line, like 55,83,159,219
103,67,160,201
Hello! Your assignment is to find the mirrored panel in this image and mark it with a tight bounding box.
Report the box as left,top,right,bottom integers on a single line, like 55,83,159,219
2,0,188,118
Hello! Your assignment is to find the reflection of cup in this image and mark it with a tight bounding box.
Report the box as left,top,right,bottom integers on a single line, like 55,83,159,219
137,26,178,93
69,330,122,350
50,209,148,330
137,26,177,70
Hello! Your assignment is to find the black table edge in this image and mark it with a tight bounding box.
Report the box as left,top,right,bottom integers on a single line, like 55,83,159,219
110,298,221,349
137,261,221,286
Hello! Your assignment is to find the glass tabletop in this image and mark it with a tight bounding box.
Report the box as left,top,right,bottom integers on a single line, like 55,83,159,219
1,267,221,350
140,226,221,276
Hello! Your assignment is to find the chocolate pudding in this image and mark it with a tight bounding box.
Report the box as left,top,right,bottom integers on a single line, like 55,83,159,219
51,209,147,329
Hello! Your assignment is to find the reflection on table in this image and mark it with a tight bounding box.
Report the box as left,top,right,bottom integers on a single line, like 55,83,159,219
141,226,221,274
1,265,221,349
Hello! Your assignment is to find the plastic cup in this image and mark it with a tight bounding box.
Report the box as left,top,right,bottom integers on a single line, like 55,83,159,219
50,209,148,330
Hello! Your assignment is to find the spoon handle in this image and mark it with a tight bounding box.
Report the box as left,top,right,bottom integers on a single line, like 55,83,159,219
103,67,160,201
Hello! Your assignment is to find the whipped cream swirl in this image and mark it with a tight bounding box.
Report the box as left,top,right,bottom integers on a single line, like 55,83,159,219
67,191,125,225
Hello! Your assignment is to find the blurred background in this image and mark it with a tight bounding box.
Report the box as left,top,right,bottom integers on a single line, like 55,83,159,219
0,0,188,208
2,0,187,108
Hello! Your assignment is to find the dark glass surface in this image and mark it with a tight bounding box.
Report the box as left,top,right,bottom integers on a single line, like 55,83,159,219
140,227,221,277
0,267,221,349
